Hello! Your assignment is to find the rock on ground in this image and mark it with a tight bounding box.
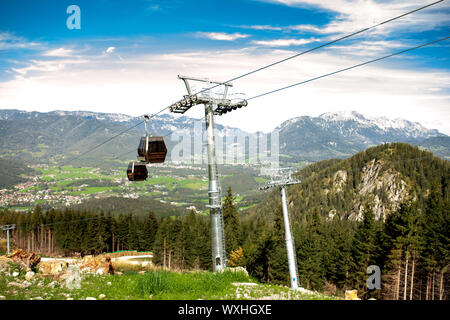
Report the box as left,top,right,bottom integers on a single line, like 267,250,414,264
25,271,35,281
38,261,68,275
221,267,249,277
345,290,361,300
79,255,114,275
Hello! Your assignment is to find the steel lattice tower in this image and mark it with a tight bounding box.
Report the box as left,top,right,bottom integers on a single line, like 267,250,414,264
258,169,301,290
169,75,248,272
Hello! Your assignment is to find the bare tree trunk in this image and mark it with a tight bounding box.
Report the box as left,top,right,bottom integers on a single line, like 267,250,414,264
439,271,444,300
163,237,166,269
432,271,435,300
395,267,401,300
409,257,415,300
419,277,422,300
168,249,172,270
40,225,44,253
426,275,430,300
404,254,409,300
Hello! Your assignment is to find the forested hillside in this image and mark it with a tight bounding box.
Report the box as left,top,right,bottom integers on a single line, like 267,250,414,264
243,143,449,299
0,158,35,188
253,143,449,222
69,196,184,218
411,136,450,160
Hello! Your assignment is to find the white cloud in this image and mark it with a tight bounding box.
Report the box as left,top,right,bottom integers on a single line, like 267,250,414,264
196,32,250,41
11,58,89,76
43,48,74,57
237,25,283,31
0,31,41,51
255,1,450,35
1,46,449,135
288,25,325,33
251,37,320,47
329,40,407,57
106,46,116,53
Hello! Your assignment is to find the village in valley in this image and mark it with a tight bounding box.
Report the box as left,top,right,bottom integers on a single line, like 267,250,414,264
0,163,211,212
0,162,256,214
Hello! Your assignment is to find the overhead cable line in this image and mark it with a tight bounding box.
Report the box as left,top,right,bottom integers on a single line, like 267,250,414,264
247,36,450,101
192,0,444,96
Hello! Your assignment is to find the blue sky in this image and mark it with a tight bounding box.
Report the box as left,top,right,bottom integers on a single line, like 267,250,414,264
0,0,449,133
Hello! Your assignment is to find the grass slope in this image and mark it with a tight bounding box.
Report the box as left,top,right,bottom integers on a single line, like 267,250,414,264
0,261,335,300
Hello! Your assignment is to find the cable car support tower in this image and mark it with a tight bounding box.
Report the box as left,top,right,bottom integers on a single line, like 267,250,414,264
258,170,301,290
169,75,248,272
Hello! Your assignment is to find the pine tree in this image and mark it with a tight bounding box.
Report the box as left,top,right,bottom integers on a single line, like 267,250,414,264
223,186,241,256
106,212,116,252
94,211,109,254
324,217,354,292
243,216,272,282
296,207,326,290
167,217,182,269
349,200,378,297
128,215,143,251
153,217,169,267
266,206,288,284
180,211,198,269
194,215,212,270
422,181,449,299
380,201,423,300
116,213,131,250
142,211,158,251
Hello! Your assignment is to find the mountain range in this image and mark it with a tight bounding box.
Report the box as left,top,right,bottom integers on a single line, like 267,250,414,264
0,109,448,169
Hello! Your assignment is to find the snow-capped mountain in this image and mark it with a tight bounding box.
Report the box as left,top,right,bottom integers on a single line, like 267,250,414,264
316,111,441,139
276,111,447,161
